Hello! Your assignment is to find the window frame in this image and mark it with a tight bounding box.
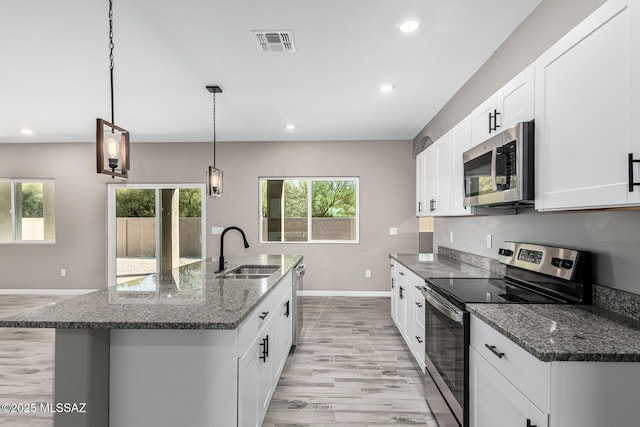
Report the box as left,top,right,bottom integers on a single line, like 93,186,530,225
259,176,360,244
0,178,55,245
107,183,206,287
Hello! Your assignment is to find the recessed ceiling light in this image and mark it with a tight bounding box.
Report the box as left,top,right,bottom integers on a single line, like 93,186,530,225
285,124,296,130
378,84,396,93
398,19,421,33
20,128,34,135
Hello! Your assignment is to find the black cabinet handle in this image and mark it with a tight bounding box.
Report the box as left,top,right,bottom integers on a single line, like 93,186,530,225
259,335,269,362
629,153,640,192
391,278,395,289
415,301,423,308
399,271,405,276
399,286,404,300
284,300,290,317
259,311,269,320
526,419,537,427
489,109,502,133
418,201,423,212
485,344,505,359
415,336,423,344
429,199,436,212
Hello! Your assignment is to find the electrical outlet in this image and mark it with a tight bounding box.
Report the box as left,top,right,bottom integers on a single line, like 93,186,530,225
389,227,398,236
60,268,67,277
211,227,224,235
365,270,371,278
449,231,454,243
486,234,492,249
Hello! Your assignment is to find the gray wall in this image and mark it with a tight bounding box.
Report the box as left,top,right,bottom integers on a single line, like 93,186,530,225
0,140,417,291
422,0,640,295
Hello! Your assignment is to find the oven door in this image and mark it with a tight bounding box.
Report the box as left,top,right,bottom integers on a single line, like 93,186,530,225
422,286,469,427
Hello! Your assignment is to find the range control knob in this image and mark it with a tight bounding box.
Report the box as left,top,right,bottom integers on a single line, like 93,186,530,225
498,248,514,256
560,259,574,269
551,257,561,267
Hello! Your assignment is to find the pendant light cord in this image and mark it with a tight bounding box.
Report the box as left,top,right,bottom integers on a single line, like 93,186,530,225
108,0,115,125
212,91,217,168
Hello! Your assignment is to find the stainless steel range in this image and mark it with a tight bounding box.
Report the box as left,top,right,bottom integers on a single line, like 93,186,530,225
421,242,592,427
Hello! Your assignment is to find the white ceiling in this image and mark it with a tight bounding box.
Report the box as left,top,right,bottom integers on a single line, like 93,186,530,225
0,0,542,143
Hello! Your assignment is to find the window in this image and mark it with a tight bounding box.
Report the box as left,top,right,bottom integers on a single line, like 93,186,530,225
0,179,55,243
260,177,359,243
107,184,206,287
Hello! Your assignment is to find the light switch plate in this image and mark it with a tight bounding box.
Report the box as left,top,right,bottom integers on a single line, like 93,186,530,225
486,234,492,249
211,227,224,235
449,231,454,243
365,270,371,278
389,227,398,235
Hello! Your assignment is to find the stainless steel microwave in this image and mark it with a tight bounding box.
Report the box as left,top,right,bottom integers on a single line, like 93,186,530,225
462,121,534,207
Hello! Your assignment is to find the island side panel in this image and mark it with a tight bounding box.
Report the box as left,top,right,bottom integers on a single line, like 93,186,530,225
109,329,238,427
54,329,110,427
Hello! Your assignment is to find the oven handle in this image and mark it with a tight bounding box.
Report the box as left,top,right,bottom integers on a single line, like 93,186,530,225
422,287,465,324
490,147,498,191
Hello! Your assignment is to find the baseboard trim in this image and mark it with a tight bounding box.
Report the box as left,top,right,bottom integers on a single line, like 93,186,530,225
0,289,97,296
299,290,391,297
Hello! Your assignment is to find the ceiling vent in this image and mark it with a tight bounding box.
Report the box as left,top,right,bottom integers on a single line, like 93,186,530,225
252,30,296,53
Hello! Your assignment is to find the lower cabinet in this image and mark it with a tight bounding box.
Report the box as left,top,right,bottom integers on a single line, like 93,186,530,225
390,260,425,373
470,314,640,427
470,347,547,427
238,279,293,427
110,271,294,427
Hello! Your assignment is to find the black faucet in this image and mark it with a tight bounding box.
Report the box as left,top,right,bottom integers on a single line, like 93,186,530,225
218,226,250,272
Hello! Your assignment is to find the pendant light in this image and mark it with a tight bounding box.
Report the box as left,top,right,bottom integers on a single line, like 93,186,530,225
206,85,223,197
97,0,130,179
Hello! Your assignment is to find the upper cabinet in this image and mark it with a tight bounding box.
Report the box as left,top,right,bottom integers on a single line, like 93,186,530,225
416,133,449,217
471,64,535,145
450,115,474,216
535,0,640,211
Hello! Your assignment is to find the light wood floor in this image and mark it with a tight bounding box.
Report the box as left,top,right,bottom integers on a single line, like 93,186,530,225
0,295,68,427
0,295,435,426
264,297,436,426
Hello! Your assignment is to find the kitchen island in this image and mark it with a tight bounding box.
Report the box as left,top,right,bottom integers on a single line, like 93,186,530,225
0,254,302,427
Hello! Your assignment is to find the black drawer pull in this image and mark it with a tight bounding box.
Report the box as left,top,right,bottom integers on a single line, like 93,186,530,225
485,344,505,359
526,419,537,427
399,271,405,276
284,300,290,317
629,153,640,192
399,286,404,300
259,335,269,362
259,311,269,320
415,302,423,308
415,336,423,344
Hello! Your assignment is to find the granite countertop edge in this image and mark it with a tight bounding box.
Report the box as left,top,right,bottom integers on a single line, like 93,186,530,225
0,254,303,331
467,304,640,363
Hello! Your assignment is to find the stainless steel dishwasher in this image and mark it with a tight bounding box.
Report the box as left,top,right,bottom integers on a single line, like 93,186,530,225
291,262,305,351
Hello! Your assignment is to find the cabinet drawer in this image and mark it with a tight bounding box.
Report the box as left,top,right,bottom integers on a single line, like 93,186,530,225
238,275,291,356
396,264,425,288
470,314,549,413
410,285,426,328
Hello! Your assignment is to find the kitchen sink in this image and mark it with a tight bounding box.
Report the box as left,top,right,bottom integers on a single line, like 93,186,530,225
218,265,279,280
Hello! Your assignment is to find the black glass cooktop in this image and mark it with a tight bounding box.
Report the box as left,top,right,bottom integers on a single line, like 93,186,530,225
425,277,564,310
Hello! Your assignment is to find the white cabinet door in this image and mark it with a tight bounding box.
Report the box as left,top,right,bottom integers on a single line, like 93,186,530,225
273,288,293,379
535,0,639,210
396,281,407,341
390,260,397,323
258,318,275,422
499,63,535,130
238,335,261,427
450,115,474,215
471,93,500,145
472,65,535,146
433,132,452,215
416,151,428,216
470,348,548,427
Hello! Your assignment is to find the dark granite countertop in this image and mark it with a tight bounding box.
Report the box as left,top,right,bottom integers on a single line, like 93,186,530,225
468,303,640,362
0,254,302,330
389,253,495,279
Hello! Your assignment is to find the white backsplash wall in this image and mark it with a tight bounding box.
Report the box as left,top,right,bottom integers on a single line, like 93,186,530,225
434,210,640,295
